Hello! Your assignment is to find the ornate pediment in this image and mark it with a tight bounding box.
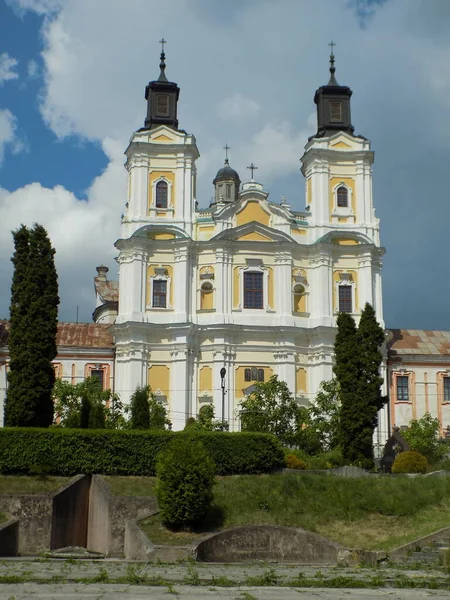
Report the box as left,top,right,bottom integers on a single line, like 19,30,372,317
212,221,294,243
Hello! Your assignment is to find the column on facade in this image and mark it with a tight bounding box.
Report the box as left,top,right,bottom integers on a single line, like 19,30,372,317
169,347,190,430
309,254,332,321
214,249,225,315
274,350,296,396
128,155,149,219
274,253,292,316
355,160,366,226
357,253,374,312
310,160,329,225
373,256,384,327
173,244,190,320
115,343,149,406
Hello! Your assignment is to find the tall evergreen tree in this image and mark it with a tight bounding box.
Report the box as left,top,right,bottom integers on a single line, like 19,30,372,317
333,312,363,466
356,303,386,466
4,224,59,427
334,305,386,469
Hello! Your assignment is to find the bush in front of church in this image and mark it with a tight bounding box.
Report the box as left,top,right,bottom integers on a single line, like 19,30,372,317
156,436,216,529
392,450,428,474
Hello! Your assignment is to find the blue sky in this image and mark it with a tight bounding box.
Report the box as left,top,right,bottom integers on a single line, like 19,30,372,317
0,0,449,329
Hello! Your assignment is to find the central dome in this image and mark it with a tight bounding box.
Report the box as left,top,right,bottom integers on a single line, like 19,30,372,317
213,161,241,185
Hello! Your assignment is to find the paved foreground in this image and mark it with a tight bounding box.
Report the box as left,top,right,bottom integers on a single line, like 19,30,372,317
0,585,449,599
0,559,449,599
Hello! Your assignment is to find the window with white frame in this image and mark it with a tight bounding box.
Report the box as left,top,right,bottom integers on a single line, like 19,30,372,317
150,268,171,309
337,186,348,208
244,367,265,382
244,272,263,309
396,375,409,402
338,284,352,313
155,180,168,208
444,377,450,402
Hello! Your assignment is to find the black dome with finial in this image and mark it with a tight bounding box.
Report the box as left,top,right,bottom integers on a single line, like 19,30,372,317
310,42,356,140
213,159,241,185
143,38,180,131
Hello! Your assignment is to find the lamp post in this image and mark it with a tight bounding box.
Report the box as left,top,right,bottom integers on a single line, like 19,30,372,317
220,367,226,429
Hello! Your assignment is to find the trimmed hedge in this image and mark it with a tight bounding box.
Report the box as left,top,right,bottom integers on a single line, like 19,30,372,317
0,428,284,476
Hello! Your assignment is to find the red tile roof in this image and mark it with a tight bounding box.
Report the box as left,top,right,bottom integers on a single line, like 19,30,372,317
387,329,450,356
0,320,113,349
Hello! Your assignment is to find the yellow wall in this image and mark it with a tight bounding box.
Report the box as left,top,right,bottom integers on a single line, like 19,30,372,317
149,170,175,211
296,368,307,394
146,264,174,308
293,289,307,312
235,366,274,398
152,134,172,142
233,266,240,308
329,177,356,216
148,232,175,240
237,232,271,242
332,270,358,312
148,365,170,399
333,238,358,245
199,366,212,392
236,201,270,227
331,140,351,149
200,288,214,310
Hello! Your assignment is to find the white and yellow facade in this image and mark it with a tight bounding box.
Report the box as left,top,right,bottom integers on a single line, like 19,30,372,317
111,78,385,430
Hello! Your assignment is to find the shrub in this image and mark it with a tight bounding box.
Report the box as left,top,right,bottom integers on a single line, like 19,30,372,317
156,437,215,528
130,386,151,430
0,428,284,476
285,454,307,469
392,450,428,474
402,413,447,464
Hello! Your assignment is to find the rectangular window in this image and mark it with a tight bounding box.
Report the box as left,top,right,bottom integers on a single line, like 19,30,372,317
156,94,169,116
396,375,409,402
244,272,263,309
444,377,450,402
338,285,352,313
330,101,343,122
153,280,167,308
91,369,105,390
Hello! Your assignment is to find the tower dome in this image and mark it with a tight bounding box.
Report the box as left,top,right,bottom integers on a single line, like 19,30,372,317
212,156,241,204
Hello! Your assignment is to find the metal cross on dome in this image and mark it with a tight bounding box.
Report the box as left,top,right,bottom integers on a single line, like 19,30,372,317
223,144,230,163
159,37,167,53
247,162,258,180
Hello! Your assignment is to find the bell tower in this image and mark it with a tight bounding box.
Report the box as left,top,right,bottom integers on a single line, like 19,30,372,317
144,38,180,131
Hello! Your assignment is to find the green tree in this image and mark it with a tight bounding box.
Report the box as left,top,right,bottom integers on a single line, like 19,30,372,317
304,379,341,452
334,304,386,469
334,311,364,465
185,404,229,432
355,303,386,466
149,394,171,430
239,375,305,446
5,224,59,427
156,436,216,529
53,377,122,429
130,386,151,429
402,413,447,464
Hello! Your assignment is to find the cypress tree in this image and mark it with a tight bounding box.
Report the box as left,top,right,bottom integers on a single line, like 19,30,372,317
333,312,362,466
356,303,386,467
4,224,59,427
130,386,151,429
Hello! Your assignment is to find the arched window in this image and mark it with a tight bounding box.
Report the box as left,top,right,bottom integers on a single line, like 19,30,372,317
156,180,168,208
226,184,231,199
337,186,348,208
244,367,265,383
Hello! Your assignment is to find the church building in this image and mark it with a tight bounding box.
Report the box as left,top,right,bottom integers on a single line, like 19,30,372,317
99,46,385,431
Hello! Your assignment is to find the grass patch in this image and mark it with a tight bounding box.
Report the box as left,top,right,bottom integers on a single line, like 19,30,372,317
140,473,450,550
0,475,69,494
103,476,157,497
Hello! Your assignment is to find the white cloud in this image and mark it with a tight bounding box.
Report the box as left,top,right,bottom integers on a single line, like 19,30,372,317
0,53,18,84
217,93,261,120
27,59,39,79
0,137,126,320
5,0,63,16
0,109,25,165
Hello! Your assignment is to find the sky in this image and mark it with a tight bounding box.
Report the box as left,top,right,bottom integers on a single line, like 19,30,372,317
0,0,449,328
